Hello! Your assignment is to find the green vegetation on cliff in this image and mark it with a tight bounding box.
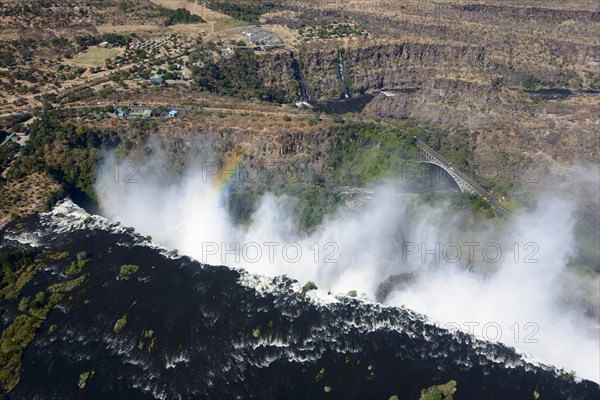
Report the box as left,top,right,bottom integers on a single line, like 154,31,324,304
419,191,496,218
328,122,419,185
193,50,297,103
226,122,426,229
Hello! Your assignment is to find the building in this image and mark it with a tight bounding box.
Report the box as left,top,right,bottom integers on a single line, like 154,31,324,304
128,106,153,118
238,26,281,46
149,75,164,85
129,109,152,118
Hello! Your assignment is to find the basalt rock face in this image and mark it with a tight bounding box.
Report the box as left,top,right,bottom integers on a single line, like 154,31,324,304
255,51,303,101
147,123,336,187
449,3,600,23
200,43,488,103
189,37,598,178
1,200,600,399
294,43,487,101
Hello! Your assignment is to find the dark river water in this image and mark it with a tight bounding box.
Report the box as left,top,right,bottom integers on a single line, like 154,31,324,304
1,201,599,399
311,88,598,112
311,94,375,114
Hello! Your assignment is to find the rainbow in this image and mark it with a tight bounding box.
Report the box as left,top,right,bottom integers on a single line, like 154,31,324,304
211,149,246,203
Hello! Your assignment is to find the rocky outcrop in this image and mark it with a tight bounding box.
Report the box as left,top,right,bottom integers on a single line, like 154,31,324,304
195,42,487,102
255,52,302,101
451,4,600,23
296,43,487,100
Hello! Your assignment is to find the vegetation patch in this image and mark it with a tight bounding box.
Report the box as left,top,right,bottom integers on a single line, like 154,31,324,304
114,316,128,334
328,122,420,185
119,264,140,278
0,141,19,176
419,380,457,400
46,251,70,261
207,1,284,23
299,23,367,40
0,291,63,392
138,329,156,352
193,50,297,103
6,110,122,203
78,370,94,389
65,252,90,276
521,74,556,90
161,8,205,26
48,275,87,293
419,192,495,218
47,324,58,334
0,249,42,300
299,281,317,299
314,367,325,383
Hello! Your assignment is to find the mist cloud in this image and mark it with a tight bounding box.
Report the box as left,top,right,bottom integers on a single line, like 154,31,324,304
95,150,600,383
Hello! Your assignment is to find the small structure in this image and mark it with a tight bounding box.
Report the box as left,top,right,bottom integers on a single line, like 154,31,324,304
128,106,153,118
168,110,178,118
238,26,281,46
149,75,164,85
115,107,125,117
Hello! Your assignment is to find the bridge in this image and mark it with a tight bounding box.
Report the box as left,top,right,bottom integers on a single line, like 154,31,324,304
415,140,511,216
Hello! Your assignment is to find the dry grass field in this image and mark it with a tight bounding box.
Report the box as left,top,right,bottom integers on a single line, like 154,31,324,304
0,172,60,228
70,47,122,67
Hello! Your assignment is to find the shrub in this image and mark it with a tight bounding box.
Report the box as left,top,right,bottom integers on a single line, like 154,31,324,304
119,264,139,278
114,316,127,333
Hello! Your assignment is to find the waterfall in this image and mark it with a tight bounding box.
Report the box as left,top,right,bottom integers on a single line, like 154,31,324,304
301,77,312,102
338,51,349,99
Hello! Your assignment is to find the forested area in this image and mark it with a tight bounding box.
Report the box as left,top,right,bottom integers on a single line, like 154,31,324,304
6,111,122,203
161,8,205,26
193,50,296,103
